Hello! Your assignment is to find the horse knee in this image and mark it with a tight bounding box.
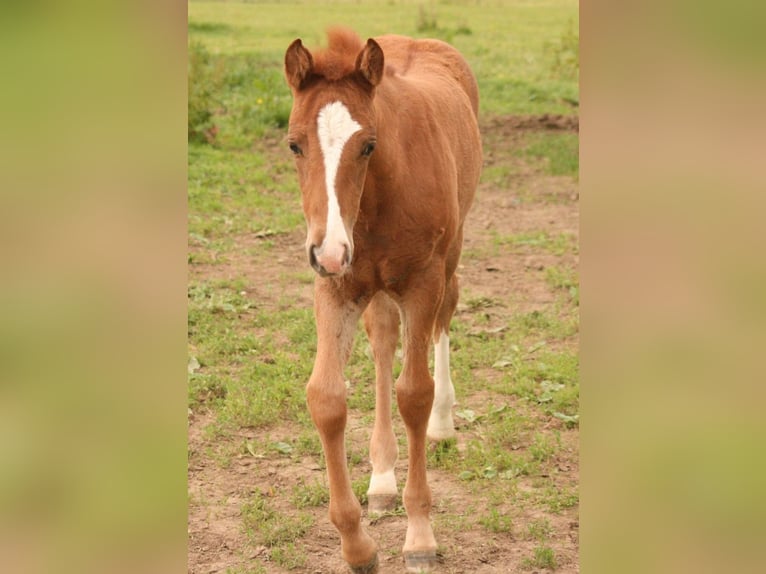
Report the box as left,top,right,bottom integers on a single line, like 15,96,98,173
306,379,347,435
395,376,434,427
329,497,362,534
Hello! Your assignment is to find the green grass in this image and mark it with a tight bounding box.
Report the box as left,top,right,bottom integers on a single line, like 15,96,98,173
226,565,267,574
479,507,514,533
188,276,316,430
546,266,579,306
524,132,580,177
242,491,314,546
493,230,578,256
189,0,579,142
188,144,302,239
523,545,558,570
271,542,308,570
291,478,330,509
527,518,554,541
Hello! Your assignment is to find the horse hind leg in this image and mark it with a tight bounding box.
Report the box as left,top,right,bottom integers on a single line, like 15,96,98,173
396,279,444,572
427,273,459,441
363,291,401,514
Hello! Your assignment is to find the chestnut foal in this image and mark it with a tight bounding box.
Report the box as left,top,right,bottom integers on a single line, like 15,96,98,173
284,29,481,573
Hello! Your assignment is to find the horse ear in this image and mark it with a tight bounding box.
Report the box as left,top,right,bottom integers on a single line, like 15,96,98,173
355,38,384,87
285,39,314,91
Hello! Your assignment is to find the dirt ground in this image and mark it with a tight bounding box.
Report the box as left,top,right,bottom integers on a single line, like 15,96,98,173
188,115,579,573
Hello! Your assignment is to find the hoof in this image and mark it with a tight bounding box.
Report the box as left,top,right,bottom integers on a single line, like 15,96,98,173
349,553,379,574
403,550,437,573
368,493,398,514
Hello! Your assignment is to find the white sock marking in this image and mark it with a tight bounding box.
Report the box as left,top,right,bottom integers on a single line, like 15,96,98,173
368,468,397,495
428,332,456,439
316,101,361,249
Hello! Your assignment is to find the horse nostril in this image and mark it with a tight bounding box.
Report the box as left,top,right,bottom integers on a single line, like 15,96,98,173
309,245,318,267
342,244,351,266
309,244,327,276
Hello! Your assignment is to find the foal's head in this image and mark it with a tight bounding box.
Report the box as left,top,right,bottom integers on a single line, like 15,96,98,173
284,33,384,277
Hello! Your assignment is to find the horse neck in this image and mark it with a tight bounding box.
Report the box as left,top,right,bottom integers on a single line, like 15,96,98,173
358,83,399,215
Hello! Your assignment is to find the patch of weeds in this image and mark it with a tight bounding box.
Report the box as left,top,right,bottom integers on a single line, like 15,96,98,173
464,295,498,311
203,306,314,430
495,230,577,256
293,430,322,456
348,447,365,467
346,336,378,412
285,308,317,346
224,53,292,144
351,475,369,506
452,309,576,403
523,132,579,178
188,372,227,408
368,505,406,524
545,266,577,291
221,361,309,429
523,545,557,570
188,143,303,239
488,406,532,449
194,50,292,147
527,518,553,542
188,41,225,144
415,5,473,42
346,376,376,412
545,266,579,305
553,411,579,428
269,440,294,456
206,442,238,470
188,21,232,35
546,20,579,81
479,507,513,534
481,164,517,187
434,503,473,532
459,438,536,481
225,565,266,574
188,280,252,316
545,486,578,513
271,542,307,570
428,438,460,469
520,310,553,332
526,357,579,419
528,432,559,463
492,347,578,418
460,244,496,261
455,20,473,36
416,5,439,33
242,492,313,546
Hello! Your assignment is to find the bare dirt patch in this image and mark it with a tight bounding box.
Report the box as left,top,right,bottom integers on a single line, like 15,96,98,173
188,115,579,573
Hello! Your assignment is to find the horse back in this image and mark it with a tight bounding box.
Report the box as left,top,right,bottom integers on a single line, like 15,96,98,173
374,35,480,119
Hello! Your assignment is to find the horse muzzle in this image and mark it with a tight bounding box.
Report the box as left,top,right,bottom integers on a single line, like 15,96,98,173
309,241,352,277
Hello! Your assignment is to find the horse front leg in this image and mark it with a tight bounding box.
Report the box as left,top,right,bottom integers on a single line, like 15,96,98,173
306,283,377,573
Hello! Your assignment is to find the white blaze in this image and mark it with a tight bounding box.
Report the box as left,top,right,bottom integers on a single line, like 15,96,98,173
316,101,362,251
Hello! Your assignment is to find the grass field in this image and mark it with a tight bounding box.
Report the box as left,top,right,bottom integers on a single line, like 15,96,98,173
188,1,579,572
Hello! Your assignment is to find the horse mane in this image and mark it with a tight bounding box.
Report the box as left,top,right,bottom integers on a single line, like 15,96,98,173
312,27,365,81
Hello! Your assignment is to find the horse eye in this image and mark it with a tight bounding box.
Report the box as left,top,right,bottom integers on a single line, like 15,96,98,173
289,142,302,156
362,142,376,157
